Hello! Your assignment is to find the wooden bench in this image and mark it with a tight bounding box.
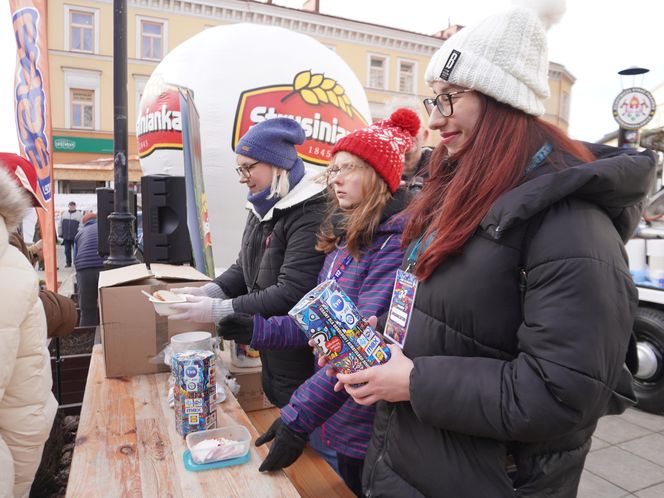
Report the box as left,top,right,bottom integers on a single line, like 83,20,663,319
50,325,97,415
67,345,353,497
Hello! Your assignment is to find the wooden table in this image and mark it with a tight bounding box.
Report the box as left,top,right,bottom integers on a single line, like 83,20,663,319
248,409,354,498
67,345,353,497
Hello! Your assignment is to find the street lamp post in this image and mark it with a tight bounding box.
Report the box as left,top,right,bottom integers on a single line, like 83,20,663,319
106,0,138,268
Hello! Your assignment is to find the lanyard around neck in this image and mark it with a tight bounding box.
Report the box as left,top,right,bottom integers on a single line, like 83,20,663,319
402,143,551,275
326,250,354,281
524,142,552,177
405,232,436,273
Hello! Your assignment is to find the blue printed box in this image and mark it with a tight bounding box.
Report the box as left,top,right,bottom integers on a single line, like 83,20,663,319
288,279,391,374
172,350,217,438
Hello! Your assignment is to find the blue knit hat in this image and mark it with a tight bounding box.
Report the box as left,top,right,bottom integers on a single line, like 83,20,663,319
236,118,305,170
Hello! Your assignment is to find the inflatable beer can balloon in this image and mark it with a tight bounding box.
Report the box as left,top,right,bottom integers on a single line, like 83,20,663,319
137,24,371,269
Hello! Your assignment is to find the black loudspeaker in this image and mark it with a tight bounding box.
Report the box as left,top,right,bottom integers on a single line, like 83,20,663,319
140,175,191,265
96,187,137,257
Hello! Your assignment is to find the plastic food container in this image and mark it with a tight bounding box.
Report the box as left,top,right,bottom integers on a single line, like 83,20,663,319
149,294,186,316
171,331,213,353
186,425,251,465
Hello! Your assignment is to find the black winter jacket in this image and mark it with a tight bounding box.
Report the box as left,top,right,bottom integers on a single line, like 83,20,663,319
363,145,655,497
212,171,326,407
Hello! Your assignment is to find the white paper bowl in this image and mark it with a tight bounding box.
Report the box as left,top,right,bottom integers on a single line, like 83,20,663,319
148,295,186,316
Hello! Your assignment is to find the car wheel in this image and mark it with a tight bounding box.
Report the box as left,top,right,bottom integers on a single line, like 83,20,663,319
633,307,664,414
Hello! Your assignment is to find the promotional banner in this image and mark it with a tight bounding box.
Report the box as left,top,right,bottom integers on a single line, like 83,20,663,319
180,86,215,277
136,84,182,165
10,0,57,290
232,70,368,166
138,24,371,268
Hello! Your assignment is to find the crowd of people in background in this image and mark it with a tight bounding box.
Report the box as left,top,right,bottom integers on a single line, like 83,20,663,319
1,1,659,497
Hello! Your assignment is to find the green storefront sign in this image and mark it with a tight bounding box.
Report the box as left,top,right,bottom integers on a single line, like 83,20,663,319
53,135,114,154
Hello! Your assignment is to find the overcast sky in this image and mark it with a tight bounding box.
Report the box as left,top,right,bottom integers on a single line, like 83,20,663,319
1,0,663,153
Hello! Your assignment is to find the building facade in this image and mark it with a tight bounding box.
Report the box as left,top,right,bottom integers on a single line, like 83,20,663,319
47,0,574,196
544,62,575,131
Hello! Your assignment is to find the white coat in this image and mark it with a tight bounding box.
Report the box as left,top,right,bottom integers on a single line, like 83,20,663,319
0,169,57,498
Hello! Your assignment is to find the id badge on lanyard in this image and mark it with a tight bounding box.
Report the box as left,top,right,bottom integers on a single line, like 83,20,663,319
384,233,432,348
384,269,418,348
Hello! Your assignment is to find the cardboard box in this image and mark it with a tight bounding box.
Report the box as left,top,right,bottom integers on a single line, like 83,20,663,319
231,367,275,412
221,347,274,412
98,263,214,378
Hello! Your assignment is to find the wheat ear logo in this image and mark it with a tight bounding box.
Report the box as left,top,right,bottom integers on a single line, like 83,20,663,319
282,71,354,118
233,70,368,165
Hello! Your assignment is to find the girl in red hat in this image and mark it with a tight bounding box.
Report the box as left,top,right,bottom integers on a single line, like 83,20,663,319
251,108,420,496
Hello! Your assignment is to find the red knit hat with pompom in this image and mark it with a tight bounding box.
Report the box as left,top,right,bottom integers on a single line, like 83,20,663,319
331,108,420,193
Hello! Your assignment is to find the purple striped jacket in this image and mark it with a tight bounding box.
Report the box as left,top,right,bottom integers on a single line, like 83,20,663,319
252,212,406,459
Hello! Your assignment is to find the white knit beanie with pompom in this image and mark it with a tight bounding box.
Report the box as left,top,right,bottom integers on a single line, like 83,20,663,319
425,0,566,116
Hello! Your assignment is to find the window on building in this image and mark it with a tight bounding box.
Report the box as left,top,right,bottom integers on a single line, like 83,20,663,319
140,20,164,60
70,89,94,129
65,6,99,54
398,60,416,94
57,180,107,195
369,56,387,89
70,10,94,52
64,69,100,129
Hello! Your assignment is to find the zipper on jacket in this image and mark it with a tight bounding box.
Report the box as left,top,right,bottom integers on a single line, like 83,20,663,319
248,223,271,292
519,268,527,317
366,405,396,497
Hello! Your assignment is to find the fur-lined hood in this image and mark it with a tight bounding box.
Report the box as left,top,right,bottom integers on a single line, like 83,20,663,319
0,168,31,233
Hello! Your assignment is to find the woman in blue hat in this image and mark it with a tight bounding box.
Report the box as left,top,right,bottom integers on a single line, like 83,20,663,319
170,117,327,407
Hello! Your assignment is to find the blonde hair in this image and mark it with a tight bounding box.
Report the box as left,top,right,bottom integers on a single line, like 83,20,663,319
316,156,392,259
268,167,290,199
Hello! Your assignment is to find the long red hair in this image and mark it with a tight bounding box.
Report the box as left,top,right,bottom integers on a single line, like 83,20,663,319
403,96,596,281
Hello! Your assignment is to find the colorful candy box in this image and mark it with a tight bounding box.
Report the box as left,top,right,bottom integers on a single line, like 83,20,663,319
289,279,391,374
172,350,217,437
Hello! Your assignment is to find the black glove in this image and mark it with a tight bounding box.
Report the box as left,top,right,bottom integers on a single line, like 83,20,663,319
217,313,254,344
255,417,307,472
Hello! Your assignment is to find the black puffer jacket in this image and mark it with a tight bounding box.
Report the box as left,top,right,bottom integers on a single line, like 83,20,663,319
363,145,655,497
213,171,326,407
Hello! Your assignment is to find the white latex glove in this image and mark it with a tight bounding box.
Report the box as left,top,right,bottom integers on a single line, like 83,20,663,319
170,286,206,296
168,295,215,322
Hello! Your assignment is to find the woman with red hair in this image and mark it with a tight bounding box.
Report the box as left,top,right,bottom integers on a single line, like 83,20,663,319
333,3,656,497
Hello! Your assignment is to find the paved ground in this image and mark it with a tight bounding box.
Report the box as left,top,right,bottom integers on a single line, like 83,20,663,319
581,409,664,497
42,244,664,496
38,244,76,297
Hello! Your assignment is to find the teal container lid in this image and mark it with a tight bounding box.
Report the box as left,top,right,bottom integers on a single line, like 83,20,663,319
183,449,250,472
